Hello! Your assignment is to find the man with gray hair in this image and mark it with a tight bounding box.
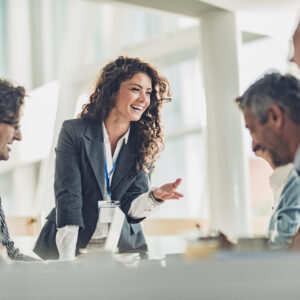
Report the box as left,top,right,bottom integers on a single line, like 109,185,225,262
236,72,300,248
236,72,300,171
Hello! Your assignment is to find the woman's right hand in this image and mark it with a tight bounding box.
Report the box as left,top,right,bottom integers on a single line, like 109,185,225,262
152,178,184,201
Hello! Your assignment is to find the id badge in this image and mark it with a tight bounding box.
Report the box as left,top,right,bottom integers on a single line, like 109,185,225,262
98,200,120,223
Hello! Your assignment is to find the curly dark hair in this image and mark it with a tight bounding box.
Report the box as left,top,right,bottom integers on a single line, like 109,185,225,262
80,56,171,175
0,79,25,125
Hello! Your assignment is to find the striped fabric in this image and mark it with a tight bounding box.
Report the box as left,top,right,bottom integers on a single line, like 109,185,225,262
0,198,39,261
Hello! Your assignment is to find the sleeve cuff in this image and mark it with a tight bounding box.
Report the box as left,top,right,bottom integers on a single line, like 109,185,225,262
59,252,76,261
56,225,78,261
149,188,164,205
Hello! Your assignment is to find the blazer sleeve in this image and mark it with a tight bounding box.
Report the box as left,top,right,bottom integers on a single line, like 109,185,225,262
54,121,84,229
120,169,150,224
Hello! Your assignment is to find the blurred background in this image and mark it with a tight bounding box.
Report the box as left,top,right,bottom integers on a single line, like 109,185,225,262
0,0,300,249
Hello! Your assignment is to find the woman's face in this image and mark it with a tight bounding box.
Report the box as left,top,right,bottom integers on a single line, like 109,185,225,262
110,72,152,123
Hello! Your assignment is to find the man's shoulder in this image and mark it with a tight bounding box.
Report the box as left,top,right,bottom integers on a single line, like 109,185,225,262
285,170,300,187
281,170,300,205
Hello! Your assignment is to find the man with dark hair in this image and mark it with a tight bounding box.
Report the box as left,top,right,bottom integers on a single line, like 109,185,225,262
236,72,300,248
0,79,37,261
0,80,24,160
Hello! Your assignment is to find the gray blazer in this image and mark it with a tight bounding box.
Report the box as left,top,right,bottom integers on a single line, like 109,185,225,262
34,119,148,260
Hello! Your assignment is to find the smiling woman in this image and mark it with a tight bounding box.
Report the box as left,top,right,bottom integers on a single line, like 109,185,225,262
80,56,171,175
104,72,153,155
113,73,152,121
34,56,184,260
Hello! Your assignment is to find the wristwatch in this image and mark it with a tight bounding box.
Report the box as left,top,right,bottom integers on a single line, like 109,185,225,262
150,190,163,203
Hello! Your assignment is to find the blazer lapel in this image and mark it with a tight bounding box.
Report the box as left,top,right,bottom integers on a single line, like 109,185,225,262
110,136,137,192
83,121,106,198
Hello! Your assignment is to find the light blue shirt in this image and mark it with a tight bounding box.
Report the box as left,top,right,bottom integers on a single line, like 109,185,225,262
268,170,300,249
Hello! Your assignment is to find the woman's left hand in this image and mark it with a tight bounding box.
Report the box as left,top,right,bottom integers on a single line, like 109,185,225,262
152,178,184,201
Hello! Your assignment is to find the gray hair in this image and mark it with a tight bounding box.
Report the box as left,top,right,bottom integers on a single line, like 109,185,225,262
236,72,300,124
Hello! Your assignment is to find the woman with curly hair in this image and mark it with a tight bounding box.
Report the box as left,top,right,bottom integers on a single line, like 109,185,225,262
34,56,183,260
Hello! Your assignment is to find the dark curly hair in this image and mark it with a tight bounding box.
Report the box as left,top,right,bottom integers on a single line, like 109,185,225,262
80,56,171,175
0,79,25,125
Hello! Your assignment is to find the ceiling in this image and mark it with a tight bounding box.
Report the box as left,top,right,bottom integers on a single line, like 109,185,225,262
198,0,300,14
88,0,300,17
86,0,299,38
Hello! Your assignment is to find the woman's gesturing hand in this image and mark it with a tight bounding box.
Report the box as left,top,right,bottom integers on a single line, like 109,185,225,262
152,178,183,201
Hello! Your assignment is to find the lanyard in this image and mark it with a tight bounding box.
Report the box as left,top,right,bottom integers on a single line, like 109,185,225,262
104,155,119,197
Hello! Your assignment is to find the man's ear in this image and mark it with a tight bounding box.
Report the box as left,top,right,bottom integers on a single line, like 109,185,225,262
268,104,284,129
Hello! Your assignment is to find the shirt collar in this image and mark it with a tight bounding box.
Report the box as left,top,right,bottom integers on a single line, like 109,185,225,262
102,122,130,144
269,163,294,189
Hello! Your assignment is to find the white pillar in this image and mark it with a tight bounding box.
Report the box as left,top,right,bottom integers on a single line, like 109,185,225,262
40,0,55,83
7,0,32,89
200,10,251,238
35,1,96,214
